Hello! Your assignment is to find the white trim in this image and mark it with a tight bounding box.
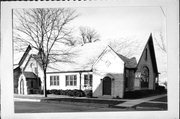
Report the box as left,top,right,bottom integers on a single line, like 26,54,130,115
18,74,28,95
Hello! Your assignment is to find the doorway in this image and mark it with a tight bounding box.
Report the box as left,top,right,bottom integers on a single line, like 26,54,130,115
102,76,112,95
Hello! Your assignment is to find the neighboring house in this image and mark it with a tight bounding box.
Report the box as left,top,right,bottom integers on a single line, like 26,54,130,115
13,65,21,93
14,46,44,94
14,34,159,98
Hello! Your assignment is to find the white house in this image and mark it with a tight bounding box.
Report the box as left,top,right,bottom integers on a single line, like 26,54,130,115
14,34,159,98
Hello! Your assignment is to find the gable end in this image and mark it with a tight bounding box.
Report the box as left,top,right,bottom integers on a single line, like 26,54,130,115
137,34,158,75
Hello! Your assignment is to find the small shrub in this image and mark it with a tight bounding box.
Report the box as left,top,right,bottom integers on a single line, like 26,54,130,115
46,89,85,97
68,89,85,97
84,89,93,98
155,85,167,94
49,89,58,94
124,90,154,99
40,90,44,94
76,90,85,97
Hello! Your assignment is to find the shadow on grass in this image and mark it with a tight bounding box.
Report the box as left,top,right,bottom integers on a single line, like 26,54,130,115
133,102,167,110
123,89,167,99
41,98,125,107
151,96,167,102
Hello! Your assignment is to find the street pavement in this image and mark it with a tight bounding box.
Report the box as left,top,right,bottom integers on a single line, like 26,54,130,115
15,101,125,113
14,94,167,113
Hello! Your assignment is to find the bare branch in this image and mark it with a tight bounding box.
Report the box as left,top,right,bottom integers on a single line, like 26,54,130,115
79,26,100,45
154,33,167,53
108,38,137,57
13,8,79,97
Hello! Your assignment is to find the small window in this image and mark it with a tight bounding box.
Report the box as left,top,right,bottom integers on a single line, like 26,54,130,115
145,48,148,61
50,76,60,86
65,75,77,86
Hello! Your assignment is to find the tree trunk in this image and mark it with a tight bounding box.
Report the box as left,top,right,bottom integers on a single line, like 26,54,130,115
43,69,47,97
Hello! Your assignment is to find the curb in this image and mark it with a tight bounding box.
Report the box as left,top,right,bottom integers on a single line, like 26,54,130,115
135,106,164,110
14,98,41,102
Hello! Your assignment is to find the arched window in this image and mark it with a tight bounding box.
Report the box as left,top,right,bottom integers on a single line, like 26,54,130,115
141,66,149,88
20,78,24,94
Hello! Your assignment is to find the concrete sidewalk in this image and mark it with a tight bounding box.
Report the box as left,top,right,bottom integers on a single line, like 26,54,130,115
114,94,167,108
14,94,70,102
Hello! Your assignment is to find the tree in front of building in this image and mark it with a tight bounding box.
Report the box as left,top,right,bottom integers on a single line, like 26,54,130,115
13,8,78,97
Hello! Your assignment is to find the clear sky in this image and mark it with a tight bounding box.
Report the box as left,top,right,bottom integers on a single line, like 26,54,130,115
70,6,165,41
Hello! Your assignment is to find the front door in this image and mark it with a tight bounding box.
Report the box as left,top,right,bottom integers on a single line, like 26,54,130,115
20,79,24,94
102,77,111,95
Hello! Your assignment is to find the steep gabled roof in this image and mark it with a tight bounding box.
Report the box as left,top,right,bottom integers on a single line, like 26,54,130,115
147,34,158,74
137,34,158,74
117,54,137,68
22,54,43,72
93,45,137,69
18,45,31,66
109,46,137,68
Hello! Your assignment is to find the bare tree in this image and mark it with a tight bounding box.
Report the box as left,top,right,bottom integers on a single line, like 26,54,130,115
13,8,78,97
108,38,138,57
79,26,100,45
60,37,78,47
154,33,167,53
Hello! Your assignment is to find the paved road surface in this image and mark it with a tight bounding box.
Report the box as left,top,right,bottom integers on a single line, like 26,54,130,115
15,101,125,113
14,94,167,113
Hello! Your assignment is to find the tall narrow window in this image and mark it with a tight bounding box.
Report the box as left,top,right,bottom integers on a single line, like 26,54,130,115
125,70,129,88
145,48,148,61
